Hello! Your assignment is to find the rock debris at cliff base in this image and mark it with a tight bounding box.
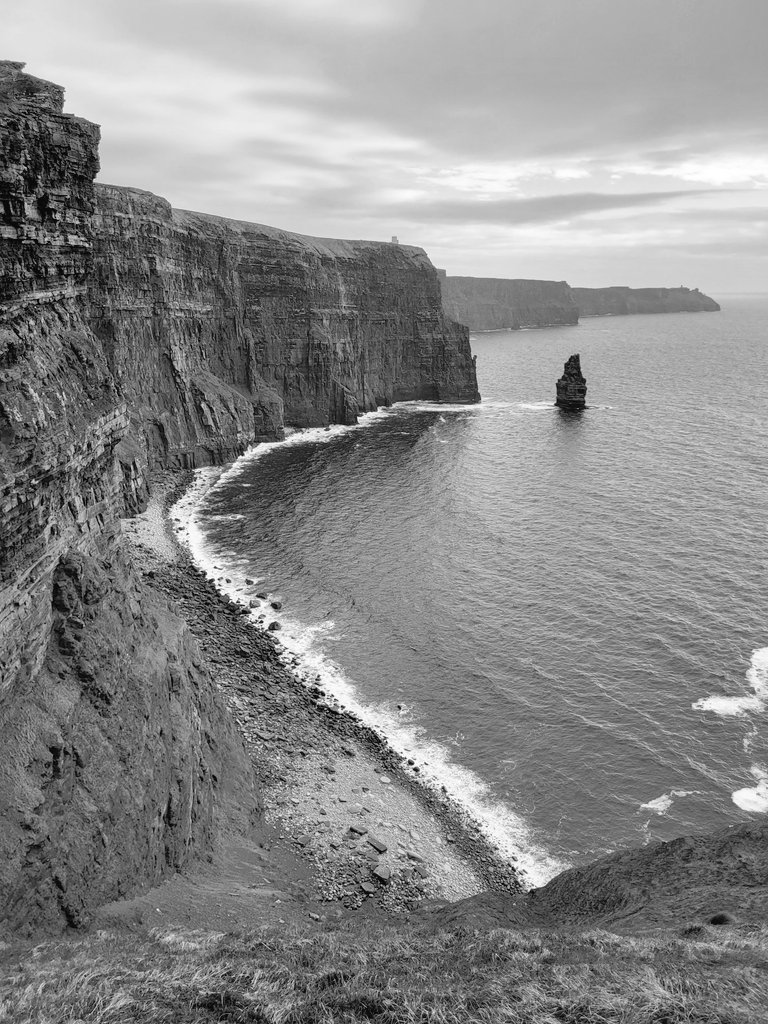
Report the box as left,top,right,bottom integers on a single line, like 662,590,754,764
116,476,521,929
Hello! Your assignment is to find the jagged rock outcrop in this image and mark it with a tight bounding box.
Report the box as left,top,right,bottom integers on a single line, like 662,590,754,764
0,61,479,933
431,818,768,934
440,273,578,331
573,285,720,317
555,353,587,409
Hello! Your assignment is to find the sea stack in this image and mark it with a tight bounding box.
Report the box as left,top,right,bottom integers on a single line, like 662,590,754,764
555,353,587,409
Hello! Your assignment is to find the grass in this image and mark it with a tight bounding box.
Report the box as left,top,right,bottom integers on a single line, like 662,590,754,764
1,918,767,1023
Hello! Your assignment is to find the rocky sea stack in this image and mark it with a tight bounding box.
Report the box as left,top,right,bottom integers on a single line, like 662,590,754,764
555,353,587,409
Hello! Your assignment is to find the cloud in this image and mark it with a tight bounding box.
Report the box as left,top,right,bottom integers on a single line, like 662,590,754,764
327,188,726,227
4,0,768,290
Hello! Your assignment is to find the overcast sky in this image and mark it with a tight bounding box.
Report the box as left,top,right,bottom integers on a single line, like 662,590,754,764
8,0,768,292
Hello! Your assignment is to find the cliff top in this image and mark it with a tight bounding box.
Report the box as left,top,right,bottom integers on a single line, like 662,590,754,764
96,182,430,264
0,61,65,115
573,285,706,294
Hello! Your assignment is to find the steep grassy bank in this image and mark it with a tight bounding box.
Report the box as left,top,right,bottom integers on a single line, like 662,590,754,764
2,918,766,1023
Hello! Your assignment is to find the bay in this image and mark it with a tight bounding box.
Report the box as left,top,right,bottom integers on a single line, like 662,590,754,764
182,295,768,886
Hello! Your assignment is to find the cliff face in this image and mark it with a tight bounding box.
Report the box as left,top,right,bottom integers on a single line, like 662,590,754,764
440,274,578,331
90,187,478,478
0,60,258,936
573,285,721,317
0,61,479,933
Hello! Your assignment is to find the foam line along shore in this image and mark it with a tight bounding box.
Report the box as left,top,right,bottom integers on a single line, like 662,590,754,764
169,413,567,889
127,467,527,913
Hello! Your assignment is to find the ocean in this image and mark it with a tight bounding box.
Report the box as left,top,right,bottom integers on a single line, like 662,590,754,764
174,295,768,888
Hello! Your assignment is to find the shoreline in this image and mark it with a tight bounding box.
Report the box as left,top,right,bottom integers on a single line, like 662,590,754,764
117,463,523,926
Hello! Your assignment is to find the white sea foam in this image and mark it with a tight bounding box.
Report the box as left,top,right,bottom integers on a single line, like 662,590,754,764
170,417,568,889
693,646,768,718
692,694,762,717
268,611,567,887
693,648,768,813
732,765,768,813
639,790,698,815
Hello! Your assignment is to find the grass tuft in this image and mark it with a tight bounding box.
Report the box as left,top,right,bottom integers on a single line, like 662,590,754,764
1,919,767,1023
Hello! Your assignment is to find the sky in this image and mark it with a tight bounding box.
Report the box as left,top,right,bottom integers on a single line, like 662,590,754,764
6,0,768,292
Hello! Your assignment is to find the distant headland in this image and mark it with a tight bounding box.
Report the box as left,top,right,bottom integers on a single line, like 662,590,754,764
439,271,720,332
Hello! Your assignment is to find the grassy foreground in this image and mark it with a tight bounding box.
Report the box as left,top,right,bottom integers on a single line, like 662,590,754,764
1,918,767,1023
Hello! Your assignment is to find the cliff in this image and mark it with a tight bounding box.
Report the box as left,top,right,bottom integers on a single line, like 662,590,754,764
0,60,259,935
573,285,721,317
440,273,578,331
90,188,478,481
441,275,720,331
0,61,478,933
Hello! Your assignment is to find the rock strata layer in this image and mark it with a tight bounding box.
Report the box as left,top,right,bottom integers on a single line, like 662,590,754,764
555,353,587,409
91,188,478,475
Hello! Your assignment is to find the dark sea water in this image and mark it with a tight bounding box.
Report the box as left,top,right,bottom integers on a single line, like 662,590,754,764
177,295,768,887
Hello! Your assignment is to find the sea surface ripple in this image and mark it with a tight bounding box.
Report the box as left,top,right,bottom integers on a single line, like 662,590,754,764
176,296,768,885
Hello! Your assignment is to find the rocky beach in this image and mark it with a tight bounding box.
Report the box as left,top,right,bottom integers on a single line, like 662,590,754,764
110,468,521,933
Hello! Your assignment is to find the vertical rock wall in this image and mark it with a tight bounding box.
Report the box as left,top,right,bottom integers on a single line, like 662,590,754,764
0,62,256,935
0,60,116,691
90,187,479,464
